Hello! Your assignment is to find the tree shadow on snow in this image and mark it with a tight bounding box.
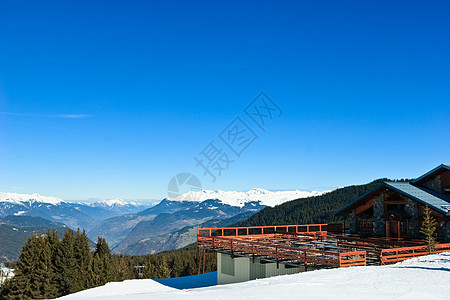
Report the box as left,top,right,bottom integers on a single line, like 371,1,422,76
395,266,450,272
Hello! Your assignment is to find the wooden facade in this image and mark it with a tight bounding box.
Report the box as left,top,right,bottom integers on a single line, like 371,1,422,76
337,164,450,241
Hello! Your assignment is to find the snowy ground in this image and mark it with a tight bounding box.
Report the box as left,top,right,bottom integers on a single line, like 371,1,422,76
59,252,450,300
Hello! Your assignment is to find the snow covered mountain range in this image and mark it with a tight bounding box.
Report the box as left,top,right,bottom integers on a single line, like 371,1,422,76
0,192,144,209
0,188,331,257
168,188,329,207
0,192,64,205
1,187,329,212
0,192,149,230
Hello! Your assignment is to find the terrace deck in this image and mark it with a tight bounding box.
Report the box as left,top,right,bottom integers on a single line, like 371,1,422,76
197,224,450,272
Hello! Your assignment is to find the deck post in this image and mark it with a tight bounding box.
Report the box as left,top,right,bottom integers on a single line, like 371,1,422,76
202,249,206,274
276,247,279,268
304,251,307,270
230,239,233,258
197,251,202,275
252,244,255,263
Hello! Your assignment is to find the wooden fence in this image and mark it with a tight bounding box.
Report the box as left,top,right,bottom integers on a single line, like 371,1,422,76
197,234,366,268
380,243,450,264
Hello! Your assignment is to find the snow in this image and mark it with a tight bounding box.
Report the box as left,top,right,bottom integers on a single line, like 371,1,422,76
153,272,217,289
168,188,330,207
0,189,328,209
0,192,63,205
89,198,145,208
58,252,450,300
58,279,175,299
93,198,129,207
0,266,14,285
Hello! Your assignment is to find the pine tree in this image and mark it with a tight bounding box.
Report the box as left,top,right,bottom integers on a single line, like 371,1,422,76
49,229,66,297
115,255,133,281
32,234,57,299
92,237,114,286
61,229,78,294
143,260,156,279
74,229,94,290
3,232,58,299
5,233,38,299
156,256,171,278
420,206,437,253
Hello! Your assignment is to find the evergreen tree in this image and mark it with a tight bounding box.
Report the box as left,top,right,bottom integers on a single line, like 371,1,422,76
420,206,437,253
74,229,94,290
142,260,156,279
2,232,58,299
49,229,66,297
5,233,38,299
32,234,57,299
115,255,133,281
60,229,78,294
156,256,171,278
92,237,114,286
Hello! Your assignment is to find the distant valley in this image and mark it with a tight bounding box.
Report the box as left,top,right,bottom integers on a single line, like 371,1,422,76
0,189,327,261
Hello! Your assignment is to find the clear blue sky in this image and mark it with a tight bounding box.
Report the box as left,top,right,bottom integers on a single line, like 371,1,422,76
0,0,449,200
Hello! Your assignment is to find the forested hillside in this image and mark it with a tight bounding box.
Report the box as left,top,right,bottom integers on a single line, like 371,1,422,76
0,216,69,262
0,229,215,299
234,179,389,227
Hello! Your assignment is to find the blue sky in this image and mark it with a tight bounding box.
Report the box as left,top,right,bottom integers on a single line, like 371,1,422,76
0,0,449,200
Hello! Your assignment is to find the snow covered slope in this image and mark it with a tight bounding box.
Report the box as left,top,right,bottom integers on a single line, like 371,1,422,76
169,188,329,207
59,252,450,300
0,192,63,205
89,198,141,208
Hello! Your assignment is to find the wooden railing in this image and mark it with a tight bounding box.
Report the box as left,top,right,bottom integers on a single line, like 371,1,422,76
197,234,367,268
197,224,328,238
380,243,450,264
339,251,367,267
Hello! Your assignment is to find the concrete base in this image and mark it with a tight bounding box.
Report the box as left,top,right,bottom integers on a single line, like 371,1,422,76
217,252,304,285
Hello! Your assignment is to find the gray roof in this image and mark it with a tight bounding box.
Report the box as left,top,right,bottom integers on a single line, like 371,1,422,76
336,181,450,216
411,164,450,184
384,182,450,215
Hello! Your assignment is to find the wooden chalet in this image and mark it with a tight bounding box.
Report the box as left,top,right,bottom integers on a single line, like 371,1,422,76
196,164,450,284
336,164,450,240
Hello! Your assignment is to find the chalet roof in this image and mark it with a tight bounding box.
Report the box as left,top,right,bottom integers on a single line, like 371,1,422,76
336,181,450,216
386,182,450,215
411,164,450,184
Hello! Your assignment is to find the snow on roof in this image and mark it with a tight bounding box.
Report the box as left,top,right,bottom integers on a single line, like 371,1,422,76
58,252,450,300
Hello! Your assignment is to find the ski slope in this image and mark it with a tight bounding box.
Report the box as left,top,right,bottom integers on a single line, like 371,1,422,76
59,252,450,299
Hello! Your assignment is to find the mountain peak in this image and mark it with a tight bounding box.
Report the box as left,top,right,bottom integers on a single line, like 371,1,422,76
167,188,330,207
0,192,63,205
90,198,141,208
